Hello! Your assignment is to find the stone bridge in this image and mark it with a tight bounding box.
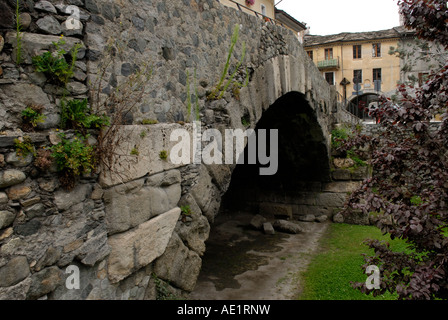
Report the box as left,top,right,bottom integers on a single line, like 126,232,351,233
0,0,361,299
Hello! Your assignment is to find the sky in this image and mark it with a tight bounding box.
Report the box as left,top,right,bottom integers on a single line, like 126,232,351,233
275,0,402,36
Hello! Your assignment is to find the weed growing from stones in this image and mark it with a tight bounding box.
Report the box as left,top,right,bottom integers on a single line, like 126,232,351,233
14,136,35,158
21,104,46,131
32,36,82,86
89,43,154,177
159,150,168,161
14,0,23,65
207,24,249,101
50,133,95,189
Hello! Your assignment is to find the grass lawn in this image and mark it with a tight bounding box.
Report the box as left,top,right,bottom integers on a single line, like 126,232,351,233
299,223,409,300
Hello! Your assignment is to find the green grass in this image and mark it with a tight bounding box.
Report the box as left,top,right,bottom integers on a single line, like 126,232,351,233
299,223,408,300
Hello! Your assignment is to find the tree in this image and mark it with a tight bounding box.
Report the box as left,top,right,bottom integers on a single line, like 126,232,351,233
344,0,448,300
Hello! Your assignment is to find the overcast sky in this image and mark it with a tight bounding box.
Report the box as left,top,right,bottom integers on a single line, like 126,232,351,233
275,0,401,35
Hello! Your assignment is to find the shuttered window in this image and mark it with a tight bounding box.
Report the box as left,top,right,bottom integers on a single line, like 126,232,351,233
325,48,333,60
372,43,381,57
353,45,362,59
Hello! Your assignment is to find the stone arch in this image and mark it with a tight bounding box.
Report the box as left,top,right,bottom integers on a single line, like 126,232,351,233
220,91,331,216
347,92,381,119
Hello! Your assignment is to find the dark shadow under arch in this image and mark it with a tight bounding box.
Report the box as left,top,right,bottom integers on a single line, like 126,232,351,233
221,91,331,212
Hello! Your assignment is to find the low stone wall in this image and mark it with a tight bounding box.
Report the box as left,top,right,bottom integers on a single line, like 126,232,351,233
254,175,368,224
361,121,442,136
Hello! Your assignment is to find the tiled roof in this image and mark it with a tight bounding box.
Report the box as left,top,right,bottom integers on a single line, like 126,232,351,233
303,26,414,47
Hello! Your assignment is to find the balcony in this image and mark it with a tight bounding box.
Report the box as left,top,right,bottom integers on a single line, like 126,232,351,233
317,58,339,70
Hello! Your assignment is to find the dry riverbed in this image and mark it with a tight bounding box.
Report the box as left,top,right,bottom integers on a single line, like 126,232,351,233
189,212,329,300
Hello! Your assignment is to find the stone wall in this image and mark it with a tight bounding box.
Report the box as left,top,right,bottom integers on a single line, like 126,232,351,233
0,0,341,300
229,165,370,225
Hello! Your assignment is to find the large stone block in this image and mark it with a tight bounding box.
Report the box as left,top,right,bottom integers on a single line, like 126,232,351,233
331,169,352,181
290,192,317,206
0,170,26,188
0,256,30,287
107,207,181,283
0,277,32,300
351,166,369,180
54,183,92,211
190,165,221,223
265,56,283,106
323,181,361,193
273,220,304,234
99,124,193,188
104,171,181,235
259,202,293,219
26,266,63,300
316,192,347,207
5,32,85,64
0,210,16,230
153,233,202,292
343,210,370,226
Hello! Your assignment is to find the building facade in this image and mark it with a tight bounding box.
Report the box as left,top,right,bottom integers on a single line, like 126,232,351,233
220,0,307,42
304,27,448,119
220,0,276,19
393,28,447,87
304,28,403,118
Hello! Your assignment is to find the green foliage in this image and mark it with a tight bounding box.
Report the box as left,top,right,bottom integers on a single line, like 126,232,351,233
186,70,192,122
194,69,200,121
130,147,139,156
140,130,147,138
347,149,367,167
410,195,424,206
180,205,192,216
241,116,250,127
21,105,46,129
50,133,95,177
15,0,23,65
207,24,249,101
180,205,193,223
141,118,158,125
185,69,201,122
60,98,110,130
159,150,168,161
32,37,81,85
152,273,178,300
331,126,350,149
14,136,35,158
300,223,407,300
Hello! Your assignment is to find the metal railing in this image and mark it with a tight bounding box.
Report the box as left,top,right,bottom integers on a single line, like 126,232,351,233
216,0,289,28
336,91,372,121
317,57,340,70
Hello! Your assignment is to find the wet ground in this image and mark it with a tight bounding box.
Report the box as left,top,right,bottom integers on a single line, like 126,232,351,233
188,212,329,300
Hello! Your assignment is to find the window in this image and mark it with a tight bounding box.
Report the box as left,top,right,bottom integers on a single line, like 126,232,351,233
307,50,314,60
373,68,382,81
353,45,362,59
353,69,362,84
325,72,334,85
324,48,333,60
373,68,382,91
261,4,266,16
372,43,381,57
